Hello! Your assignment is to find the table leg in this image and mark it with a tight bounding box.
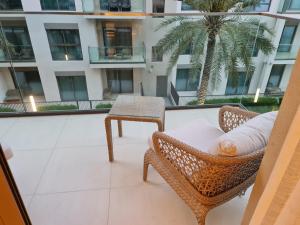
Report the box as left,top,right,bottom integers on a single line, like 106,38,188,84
117,120,123,137
105,117,114,162
156,120,164,132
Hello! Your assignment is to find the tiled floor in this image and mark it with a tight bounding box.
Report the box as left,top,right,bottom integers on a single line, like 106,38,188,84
0,108,252,225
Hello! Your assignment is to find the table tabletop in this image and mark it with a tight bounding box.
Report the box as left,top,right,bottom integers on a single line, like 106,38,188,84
108,95,165,119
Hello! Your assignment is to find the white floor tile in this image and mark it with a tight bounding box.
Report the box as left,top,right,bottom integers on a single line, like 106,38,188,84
37,146,111,194
110,143,165,188
29,190,109,225
0,117,17,138
8,150,52,195
23,195,33,209
1,116,67,150
56,114,110,147
109,184,197,225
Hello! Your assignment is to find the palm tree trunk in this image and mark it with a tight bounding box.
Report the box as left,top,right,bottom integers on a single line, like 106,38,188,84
198,32,217,104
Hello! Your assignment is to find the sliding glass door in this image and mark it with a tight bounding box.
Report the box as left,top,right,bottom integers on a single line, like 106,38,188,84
57,76,88,101
106,69,133,93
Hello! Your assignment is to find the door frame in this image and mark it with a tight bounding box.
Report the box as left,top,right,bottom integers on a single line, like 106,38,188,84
0,145,32,225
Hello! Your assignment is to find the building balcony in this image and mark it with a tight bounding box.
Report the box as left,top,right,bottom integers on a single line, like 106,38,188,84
88,45,146,68
275,44,299,61
0,45,35,63
82,0,145,19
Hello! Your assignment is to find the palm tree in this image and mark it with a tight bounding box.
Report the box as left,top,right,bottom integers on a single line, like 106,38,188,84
156,0,274,104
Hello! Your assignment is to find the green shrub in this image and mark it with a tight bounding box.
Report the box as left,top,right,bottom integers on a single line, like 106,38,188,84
95,103,113,109
37,104,78,112
187,97,280,107
0,106,16,112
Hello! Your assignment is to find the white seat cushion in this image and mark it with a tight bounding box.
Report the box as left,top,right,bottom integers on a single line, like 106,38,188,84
148,119,225,154
209,111,278,157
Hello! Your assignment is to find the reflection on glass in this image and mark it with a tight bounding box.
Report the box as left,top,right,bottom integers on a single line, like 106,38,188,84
289,0,300,10
225,72,251,95
176,68,200,92
107,69,133,93
153,0,165,13
40,0,75,10
46,29,83,61
15,69,44,97
0,26,35,61
57,76,88,101
266,65,285,94
278,25,297,52
0,0,23,10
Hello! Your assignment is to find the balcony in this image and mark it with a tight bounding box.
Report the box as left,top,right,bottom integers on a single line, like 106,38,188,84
89,45,146,68
82,0,145,19
1,107,253,225
0,45,35,63
275,44,299,61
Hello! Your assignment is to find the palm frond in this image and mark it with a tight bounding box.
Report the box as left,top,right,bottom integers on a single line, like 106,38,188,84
155,16,186,31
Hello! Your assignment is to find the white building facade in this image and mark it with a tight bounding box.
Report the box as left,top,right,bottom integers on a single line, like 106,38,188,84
0,0,299,105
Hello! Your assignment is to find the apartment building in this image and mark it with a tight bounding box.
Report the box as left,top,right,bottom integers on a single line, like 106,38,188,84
0,0,299,104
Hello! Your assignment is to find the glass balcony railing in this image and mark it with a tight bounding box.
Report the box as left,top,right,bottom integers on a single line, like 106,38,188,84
0,45,35,62
89,45,145,64
275,44,299,60
0,12,298,115
82,0,145,13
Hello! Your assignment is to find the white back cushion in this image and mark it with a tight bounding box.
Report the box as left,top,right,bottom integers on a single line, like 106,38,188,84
209,111,278,156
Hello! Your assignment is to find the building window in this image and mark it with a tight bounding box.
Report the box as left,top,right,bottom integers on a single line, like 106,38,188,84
0,0,23,10
152,46,163,62
267,65,285,88
288,0,300,10
225,72,251,95
175,68,200,91
46,29,83,61
153,0,165,13
180,42,192,55
40,0,75,10
252,0,271,12
181,0,194,11
57,76,88,101
277,25,297,52
107,69,133,93
14,68,44,97
1,26,35,61
100,0,131,11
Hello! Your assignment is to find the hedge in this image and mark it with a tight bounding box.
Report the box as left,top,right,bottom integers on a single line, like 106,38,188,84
187,97,281,107
0,106,17,112
95,103,113,109
37,104,78,112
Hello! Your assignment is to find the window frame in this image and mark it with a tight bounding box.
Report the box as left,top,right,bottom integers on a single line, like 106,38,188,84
40,0,76,11
46,29,83,61
152,46,163,62
106,69,134,94
266,65,285,88
225,72,252,95
56,75,89,101
288,0,300,10
175,68,200,92
277,24,297,53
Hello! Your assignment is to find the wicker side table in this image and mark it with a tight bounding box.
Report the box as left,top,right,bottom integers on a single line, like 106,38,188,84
105,95,165,162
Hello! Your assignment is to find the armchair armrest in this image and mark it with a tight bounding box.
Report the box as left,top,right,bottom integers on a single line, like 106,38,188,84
151,131,264,198
219,106,259,133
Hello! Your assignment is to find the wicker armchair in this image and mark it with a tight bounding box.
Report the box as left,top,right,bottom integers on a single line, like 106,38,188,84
143,106,263,225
